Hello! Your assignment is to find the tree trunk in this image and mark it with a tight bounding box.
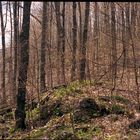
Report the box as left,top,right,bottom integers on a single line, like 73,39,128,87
54,2,62,85
111,3,117,90
0,1,6,104
40,2,48,93
78,2,82,80
13,2,19,103
61,2,66,84
71,2,77,81
94,2,99,76
9,2,14,105
15,1,31,130
80,2,90,80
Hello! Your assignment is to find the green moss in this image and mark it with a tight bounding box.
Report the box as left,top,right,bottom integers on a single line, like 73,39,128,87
9,127,15,134
26,107,40,122
110,104,125,114
53,107,63,117
54,80,93,98
98,95,130,105
5,112,14,119
112,95,130,105
76,126,101,139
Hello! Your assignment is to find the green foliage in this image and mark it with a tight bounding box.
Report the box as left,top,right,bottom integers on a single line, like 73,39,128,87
55,87,68,98
98,95,130,105
54,80,92,98
78,80,93,86
112,95,130,105
76,126,101,139
9,127,15,134
110,104,125,114
22,126,48,139
105,135,118,140
26,107,40,122
5,112,13,119
53,107,63,117
105,134,129,140
0,115,3,122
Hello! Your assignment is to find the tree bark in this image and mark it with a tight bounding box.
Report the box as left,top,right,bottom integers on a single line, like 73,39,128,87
94,2,99,76
0,1,6,104
13,2,19,103
61,2,66,84
40,2,48,93
15,1,31,130
111,3,117,88
71,2,77,81
54,2,62,85
80,2,90,80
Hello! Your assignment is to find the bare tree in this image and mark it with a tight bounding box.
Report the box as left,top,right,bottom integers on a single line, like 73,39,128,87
61,2,66,84
0,1,6,103
15,1,31,129
40,2,48,93
80,2,90,80
111,3,117,90
94,2,99,75
71,2,77,81
13,1,19,103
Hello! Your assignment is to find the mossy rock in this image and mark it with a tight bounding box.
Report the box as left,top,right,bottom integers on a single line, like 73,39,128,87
73,109,93,123
99,104,110,116
73,98,100,123
40,99,64,120
79,98,99,111
110,104,125,114
112,95,130,105
98,95,130,105
98,96,111,102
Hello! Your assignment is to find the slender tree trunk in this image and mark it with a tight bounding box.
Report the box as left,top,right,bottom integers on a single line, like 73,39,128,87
55,2,62,85
125,3,131,89
15,1,31,129
13,2,19,103
47,2,53,88
111,3,117,89
8,2,14,104
0,1,6,104
40,2,48,93
61,2,66,84
94,2,99,76
71,2,77,81
121,7,126,82
80,2,90,80
78,2,82,80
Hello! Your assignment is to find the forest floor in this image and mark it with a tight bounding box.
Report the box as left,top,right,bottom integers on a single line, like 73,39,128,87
1,80,140,140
